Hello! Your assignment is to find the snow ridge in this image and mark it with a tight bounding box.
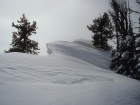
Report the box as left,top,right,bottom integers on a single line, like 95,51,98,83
46,39,111,69
0,39,140,105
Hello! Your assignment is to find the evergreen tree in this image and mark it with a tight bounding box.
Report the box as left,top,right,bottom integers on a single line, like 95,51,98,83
135,2,140,79
110,0,139,79
117,26,137,77
135,18,140,58
5,14,40,55
109,0,129,51
110,0,128,69
87,12,113,50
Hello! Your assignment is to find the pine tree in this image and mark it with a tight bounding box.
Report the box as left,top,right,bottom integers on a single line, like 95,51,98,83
117,26,137,77
110,0,128,70
135,0,140,79
87,12,113,50
135,19,140,58
5,14,40,55
110,0,139,79
109,0,129,51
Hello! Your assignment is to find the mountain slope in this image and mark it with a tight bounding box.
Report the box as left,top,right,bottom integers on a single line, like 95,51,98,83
0,39,140,105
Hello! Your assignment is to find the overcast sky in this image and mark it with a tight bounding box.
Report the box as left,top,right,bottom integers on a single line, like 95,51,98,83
0,0,139,56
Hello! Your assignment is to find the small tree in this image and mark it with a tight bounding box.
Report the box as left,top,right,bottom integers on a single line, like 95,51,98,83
87,12,113,50
5,14,40,54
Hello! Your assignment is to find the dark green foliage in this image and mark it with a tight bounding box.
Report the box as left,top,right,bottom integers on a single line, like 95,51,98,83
91,34,100,48
135,0,140,79
135,18,140,79
5,14,40,55
135,18,140,59
87,12,114,50
109,0,140,79
117,34,137,77
4,48,23,53
111,34,138,78
110,50,121,69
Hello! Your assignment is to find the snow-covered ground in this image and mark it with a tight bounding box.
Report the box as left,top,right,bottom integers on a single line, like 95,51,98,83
0,39,140,105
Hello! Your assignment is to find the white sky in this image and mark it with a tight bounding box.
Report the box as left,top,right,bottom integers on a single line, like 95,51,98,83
0,0,139,56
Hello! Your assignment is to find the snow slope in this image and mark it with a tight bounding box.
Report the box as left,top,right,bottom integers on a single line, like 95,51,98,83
0,39,140,105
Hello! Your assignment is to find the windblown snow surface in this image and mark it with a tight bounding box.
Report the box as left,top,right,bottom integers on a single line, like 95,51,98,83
0,39,140,105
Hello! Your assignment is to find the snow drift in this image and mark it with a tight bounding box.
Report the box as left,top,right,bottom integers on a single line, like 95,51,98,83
0,39,140,105
46,39,111,69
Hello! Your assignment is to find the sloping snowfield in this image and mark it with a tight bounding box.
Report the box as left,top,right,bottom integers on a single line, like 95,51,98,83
0,39,140,105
